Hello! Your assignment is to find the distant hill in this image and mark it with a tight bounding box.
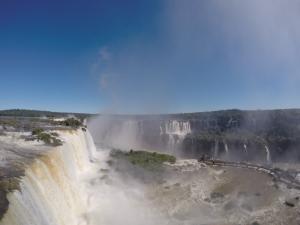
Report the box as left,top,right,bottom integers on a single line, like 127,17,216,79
0,109,93,119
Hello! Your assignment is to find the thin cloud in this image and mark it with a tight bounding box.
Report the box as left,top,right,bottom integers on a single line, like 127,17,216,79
93,1,300,113
166,0,300,79
91,46,112,75
98,47,111,61
99,73,109,89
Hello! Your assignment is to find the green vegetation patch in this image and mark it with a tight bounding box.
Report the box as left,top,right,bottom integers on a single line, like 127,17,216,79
31,128,44,135
0,119,18,127
111,149,176,170
58,118,83,129
31,128,62,146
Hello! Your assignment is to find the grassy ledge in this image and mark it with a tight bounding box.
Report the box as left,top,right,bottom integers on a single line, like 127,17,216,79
110,149,176,170
31,128,63,146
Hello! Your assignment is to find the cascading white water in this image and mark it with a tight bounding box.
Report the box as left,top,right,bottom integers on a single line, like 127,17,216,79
160,120,191,152
213,140,219,158
243,144,248,155
164,120,191,136
0,125,292,225
224,142,229,156
264,145,271,163
0,129,96,225
167,134,176,151
1,128,167,225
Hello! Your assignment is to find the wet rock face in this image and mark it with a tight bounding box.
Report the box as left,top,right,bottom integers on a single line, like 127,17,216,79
90,109,300,163
284,201,295,207
0,191,8,220
284,197,299,207
183,109,300,162
223,201,236,211
251,222,261,225
209,192,225,203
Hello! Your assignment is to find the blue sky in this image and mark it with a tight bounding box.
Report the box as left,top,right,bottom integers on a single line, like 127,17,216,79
1,0,300,113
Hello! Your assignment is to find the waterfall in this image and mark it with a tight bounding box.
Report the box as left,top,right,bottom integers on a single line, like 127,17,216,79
264,145,271,164
85,130,98,162
161,120,191,152
88,116,142,150
243,144,248,155
167,135,176,152
164,120,191,136
224,142,229,156
159,125,163,135
0,129,96,225
213,140,219,158
89,117,191,153
1,127,168,225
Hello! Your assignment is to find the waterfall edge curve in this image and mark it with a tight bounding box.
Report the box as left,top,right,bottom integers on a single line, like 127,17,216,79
0,129,97,225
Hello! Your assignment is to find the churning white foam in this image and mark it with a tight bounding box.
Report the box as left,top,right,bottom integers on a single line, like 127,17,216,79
0,129,167,225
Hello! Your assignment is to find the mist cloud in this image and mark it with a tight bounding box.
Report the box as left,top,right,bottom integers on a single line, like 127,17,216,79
93,0,300,113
